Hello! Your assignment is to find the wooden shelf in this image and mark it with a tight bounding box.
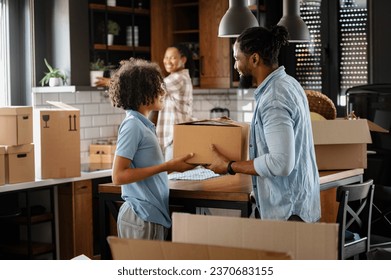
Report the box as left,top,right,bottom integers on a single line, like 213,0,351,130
94,44,150,52
173,29,199,34
89,3,150,15
11,213,54,224
0,241,54,256
173,2,199,8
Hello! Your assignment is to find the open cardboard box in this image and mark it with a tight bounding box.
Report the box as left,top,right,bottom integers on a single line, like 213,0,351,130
311,118,388,170
34,101,80,179
107,236,291,260
173,118,249,164
172,213,338,260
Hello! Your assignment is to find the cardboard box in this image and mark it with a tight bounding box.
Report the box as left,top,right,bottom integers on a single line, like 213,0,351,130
34,101,80,179
173,119,249,164
107,236,292,260
4,144,35,184
89,144,116,164
312,118,388,170
172,213,338,260
0,106,33,145
0,146,5,186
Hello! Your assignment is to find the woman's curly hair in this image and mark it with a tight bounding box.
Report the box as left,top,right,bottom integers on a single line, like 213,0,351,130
109,58,164,110
236,26,289,66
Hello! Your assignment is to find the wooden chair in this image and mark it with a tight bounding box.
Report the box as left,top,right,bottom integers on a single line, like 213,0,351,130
336,179,374,260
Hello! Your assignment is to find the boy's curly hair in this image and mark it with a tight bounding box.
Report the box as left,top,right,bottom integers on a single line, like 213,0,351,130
109,58,164,110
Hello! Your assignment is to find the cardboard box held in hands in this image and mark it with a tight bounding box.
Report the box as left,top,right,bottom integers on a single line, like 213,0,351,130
34,101,80,179
173,118,249,164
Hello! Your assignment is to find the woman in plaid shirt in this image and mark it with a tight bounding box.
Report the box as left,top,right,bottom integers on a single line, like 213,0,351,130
156,44,196,161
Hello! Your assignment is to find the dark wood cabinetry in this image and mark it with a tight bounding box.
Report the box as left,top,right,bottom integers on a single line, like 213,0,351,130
89,0,151,68
151,0,230,88
0,187,56,259
58,180,93,259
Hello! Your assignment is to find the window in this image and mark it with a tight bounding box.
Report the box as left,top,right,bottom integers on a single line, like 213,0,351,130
0,0,10,106
296,0,323,91
338,0,368,104
295,0,368,109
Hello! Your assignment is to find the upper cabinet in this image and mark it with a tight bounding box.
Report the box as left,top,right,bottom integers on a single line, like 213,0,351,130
88,0,151,69
198,0,230,88
150,0,231,89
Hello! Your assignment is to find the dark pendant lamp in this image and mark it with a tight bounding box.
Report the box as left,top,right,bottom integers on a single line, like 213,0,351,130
218,0,259,38
277,0,310,42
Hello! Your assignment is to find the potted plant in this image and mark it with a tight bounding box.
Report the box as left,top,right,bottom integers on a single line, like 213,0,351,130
107,20,120,45
90,58,107,87
40,58,67,87
107,0,116,6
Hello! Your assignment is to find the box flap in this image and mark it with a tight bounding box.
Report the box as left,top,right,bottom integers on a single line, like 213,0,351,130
0,106,32,116
177,118,240,127
367,120,389,133
5,143,34,155
107,236,292,260
312,119,372,145
172,213,338,260
0,146,5,155
46,101,79,110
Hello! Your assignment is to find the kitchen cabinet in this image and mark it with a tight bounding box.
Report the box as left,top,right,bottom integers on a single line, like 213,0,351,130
150,0,230,88
198,0,230,88
89,0,151,68
0,187,56,259
57,176,112,259
58,180,93,259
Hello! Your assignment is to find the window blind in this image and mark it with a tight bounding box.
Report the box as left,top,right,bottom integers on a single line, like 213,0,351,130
296,0,322,91
339,0,368,103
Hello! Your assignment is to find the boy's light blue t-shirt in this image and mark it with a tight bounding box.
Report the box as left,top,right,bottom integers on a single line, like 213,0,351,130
115,110,171,228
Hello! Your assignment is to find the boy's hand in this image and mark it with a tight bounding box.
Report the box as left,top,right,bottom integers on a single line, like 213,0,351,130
166,153,197,173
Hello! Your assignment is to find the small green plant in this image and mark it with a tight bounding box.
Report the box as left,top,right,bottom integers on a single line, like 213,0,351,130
107,20,120,35
40,58,67,86
90,58,107,71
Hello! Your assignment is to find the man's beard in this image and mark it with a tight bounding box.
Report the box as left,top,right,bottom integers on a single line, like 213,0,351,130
239,74,253,89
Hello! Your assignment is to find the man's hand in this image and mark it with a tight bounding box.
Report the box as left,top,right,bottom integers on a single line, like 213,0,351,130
204,144,230,174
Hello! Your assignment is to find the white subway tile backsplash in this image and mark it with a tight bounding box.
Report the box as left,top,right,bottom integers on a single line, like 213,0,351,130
100,126,117,138
41,92,60,104
238,100,253,112
76,91,92,103
92,115,108,127
107,114,124,126
84,104,99,115
84,127,101,139
99,103,115,114
80,116,93,128
59,93,76,104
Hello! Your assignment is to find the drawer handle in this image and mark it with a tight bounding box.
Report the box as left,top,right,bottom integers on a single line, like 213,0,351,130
17,153,27,158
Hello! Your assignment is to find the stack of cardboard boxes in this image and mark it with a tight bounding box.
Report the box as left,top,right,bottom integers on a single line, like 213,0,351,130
0,102,81,186
0,106,35,185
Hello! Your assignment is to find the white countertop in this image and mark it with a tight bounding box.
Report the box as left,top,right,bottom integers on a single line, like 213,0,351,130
0,169,112,193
